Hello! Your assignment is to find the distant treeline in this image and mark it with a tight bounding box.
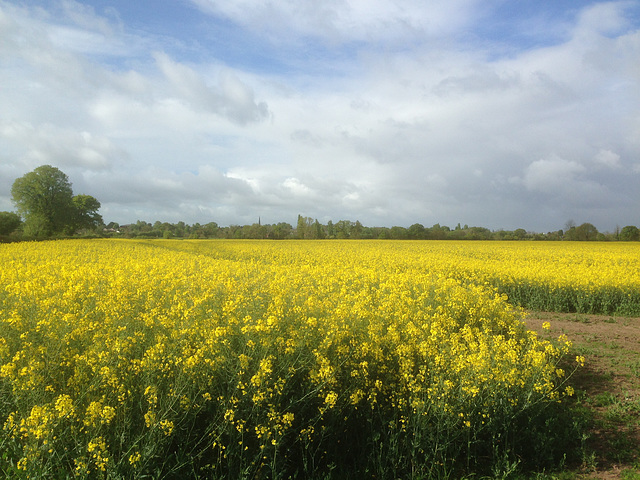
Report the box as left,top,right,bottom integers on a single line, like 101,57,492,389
99,216,640,241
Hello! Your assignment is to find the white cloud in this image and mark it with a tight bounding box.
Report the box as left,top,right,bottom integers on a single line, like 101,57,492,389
0,121,125,170
594,149,621,169
154,52,270,124
575,1,635,37
190,0,480,43
521,156,585,193
282,177,312,196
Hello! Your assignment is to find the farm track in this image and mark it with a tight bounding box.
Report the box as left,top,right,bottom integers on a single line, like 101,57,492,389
526,312,640,479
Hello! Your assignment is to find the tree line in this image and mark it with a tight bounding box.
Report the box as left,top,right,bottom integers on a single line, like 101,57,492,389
2,165,639,242
100,216,639,241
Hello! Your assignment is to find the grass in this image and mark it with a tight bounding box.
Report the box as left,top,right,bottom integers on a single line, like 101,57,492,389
525,312,640,479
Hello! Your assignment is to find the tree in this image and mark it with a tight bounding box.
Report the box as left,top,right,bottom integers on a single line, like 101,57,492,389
575,222,598,241
314,219,325,239
620,225,640,241
389,226,408,239
70,194,103,233
408,223,425,239
513,228,527,240
203,222,219,238
335,220,352,239
11,165,74,237
0,211,22,235
352,220,363,239
296,214,306,239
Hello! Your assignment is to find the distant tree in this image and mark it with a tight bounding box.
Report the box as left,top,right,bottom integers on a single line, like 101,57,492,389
360,227,374,239
575,222,598,241
563,226,577,241
408,223,426,239
70,194,103,233
244,223,267,239
465,226,492,240
334,220,352,239
377,228,390,239
296,215,306,239
203,222,219,238
389,226,408,239
620,225,640,241
271,222,292,240
429,224,447,240
326,220,335,238
11,165,75,237
0,211,22,235
513,228,527,240
314,219,325,239
352,220,363,239
369,226,388,239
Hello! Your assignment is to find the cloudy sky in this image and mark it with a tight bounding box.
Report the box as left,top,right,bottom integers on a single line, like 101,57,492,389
1,0,639,232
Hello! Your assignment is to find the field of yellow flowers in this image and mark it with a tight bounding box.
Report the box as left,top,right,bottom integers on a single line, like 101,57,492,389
1,239,636,479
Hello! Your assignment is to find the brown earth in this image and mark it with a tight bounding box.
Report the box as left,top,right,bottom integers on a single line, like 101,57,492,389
525,312,640,480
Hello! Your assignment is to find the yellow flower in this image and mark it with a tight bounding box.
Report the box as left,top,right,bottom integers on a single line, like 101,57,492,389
324,391,338,409
129,451,141,466
159,419,174,436
54,394,75,419
144,411,156,428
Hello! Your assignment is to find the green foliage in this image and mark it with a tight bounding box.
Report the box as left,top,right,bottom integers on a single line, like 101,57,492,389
70,194,103,233
620,225,640,241
0,212,21,236
574,223,599,241
11,165,74,237
10,165,103,238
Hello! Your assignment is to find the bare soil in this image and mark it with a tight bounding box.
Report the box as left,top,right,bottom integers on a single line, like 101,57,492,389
525,312,640,479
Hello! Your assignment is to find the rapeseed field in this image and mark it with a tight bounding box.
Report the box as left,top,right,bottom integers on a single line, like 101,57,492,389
1,239,635,478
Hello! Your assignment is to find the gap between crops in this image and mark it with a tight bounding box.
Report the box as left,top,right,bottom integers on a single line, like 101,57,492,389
526,312,640,480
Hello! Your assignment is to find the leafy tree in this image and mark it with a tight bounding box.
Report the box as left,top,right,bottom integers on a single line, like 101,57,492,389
513,228,527,240
11,165,103,237
296,214,306,239
271,222,292,240
352,220,363,239
11,165,75,237
575,223,598,241
563,227,577,241
389,226,408,239
326,220,335,238
314,219,325,239
465,226,492,240
0,212,22,236
203,222,219,238
408,223,426,239
335,220,352,239
429,224,447,240
70,194,103,233
620,225,640,241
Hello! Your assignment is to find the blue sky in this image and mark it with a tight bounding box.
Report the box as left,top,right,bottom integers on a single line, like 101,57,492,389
1,0,639,231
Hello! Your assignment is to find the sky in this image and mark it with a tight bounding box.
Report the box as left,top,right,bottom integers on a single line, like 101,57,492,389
1,0,639,232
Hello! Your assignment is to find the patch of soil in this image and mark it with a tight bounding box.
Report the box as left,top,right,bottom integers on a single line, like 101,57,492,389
525,312,640,479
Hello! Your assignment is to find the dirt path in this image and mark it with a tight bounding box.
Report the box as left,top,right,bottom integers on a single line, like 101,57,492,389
525,312,640,479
